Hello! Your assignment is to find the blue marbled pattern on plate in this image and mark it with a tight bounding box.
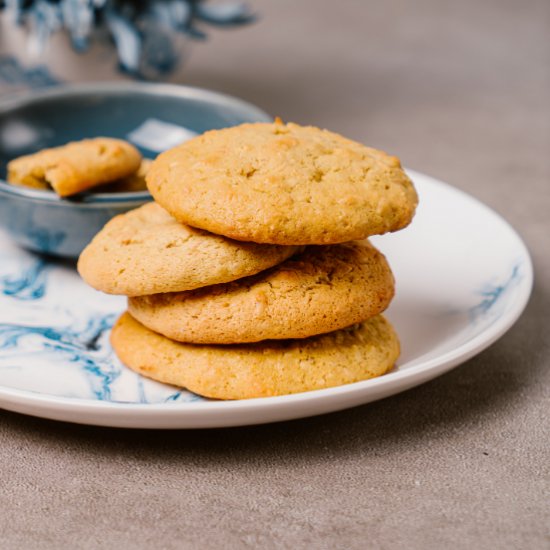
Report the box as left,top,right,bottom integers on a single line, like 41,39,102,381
0,231,204,403
468,263,522,323
0,257,50,300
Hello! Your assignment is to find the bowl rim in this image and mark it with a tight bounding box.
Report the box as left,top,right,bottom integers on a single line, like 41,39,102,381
0,81,272,205
0,181,152,206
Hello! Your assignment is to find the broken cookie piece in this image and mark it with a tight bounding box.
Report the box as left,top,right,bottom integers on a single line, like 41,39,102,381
7,137,142,197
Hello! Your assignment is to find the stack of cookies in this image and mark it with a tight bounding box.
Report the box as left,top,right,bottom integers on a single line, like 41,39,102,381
78,121,418,399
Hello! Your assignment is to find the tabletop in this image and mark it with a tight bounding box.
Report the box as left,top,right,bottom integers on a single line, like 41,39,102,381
1,1,549,548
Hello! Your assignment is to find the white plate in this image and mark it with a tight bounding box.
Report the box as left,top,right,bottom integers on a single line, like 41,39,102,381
0,171,533,428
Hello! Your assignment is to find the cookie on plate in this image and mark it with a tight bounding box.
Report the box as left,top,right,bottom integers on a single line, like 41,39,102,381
128,241,394,343
78,202,301,296
111,312,400,399
7,137,142,197
146,120,418,244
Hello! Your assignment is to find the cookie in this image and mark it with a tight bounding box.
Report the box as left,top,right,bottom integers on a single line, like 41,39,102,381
78,202,301,296
96,158,152,193
146,121,418,245
7,137,142,197
111,312,400,399
128,241,394,343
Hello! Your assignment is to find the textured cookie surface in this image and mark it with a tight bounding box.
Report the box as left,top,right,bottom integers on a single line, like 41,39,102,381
128,241,394,343
78,202,301,296
146,121,418,244
111,312,400,399
97,158,152,193
7,137,142,196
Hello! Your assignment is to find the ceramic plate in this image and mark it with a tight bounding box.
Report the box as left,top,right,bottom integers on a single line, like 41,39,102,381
0,171,533,428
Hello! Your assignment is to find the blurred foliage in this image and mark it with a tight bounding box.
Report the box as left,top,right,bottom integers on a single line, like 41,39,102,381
1,0,255,78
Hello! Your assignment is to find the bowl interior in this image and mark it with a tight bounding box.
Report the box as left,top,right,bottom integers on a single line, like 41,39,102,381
0,84,272,179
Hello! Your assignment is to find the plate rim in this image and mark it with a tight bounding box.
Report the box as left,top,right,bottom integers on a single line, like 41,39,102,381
0,169,534,426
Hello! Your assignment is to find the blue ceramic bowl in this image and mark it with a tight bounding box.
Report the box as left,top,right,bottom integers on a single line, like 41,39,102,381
0,82,271,258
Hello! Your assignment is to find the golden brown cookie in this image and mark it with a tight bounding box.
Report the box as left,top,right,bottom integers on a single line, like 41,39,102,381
128,241,394,343
146,121,418,245
111,312,400,399
7,137,142,197
96,158,152,193
78,202,301,296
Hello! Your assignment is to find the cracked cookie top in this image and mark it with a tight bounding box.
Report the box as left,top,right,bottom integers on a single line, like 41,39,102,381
146,121,418,244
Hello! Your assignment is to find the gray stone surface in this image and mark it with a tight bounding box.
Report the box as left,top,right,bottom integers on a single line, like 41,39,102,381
1,1,549,548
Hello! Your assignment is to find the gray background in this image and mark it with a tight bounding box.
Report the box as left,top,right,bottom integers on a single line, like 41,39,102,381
1,1,549,548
